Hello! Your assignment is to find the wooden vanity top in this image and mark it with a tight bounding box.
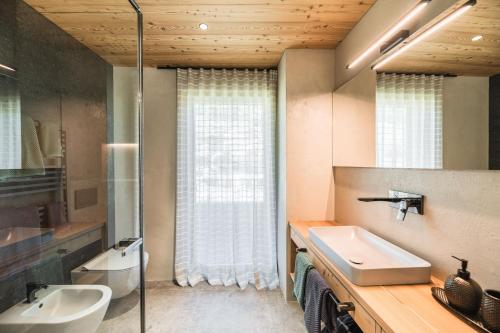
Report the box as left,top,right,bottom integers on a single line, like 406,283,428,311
289,220,477,333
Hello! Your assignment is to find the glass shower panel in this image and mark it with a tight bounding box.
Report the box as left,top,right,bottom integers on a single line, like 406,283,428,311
96,1,144,332
0,0,107,329
0,0,143,332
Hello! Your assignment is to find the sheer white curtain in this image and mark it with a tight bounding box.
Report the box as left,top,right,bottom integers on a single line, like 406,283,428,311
376,73,443,169
0,76,21,170
175,68,278,289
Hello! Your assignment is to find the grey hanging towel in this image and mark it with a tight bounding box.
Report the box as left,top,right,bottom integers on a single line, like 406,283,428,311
304,269,332,333
293,252,314,310
336,313,363,333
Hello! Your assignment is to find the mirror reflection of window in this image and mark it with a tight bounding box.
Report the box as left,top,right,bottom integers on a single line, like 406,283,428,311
0,75,22,171
376,73,444,169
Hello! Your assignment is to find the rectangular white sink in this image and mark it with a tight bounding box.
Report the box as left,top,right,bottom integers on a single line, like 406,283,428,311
309,226,431,286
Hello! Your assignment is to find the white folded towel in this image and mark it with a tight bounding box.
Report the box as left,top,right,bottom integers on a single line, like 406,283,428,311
39,122,62,158
21,115,44,170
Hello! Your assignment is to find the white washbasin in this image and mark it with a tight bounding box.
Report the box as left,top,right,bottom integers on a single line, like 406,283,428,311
0,285,111,333
309,226,431,286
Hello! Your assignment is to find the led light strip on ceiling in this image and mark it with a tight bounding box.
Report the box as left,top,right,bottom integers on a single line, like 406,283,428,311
373,0,476,70
346,0,431,70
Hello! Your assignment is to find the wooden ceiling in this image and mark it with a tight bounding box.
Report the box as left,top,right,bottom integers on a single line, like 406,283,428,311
24,0,375,68
378,0,500,76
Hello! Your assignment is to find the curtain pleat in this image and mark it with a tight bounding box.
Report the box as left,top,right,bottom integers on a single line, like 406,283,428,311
376,73,443,169
175,68,279,289
0,76,22,170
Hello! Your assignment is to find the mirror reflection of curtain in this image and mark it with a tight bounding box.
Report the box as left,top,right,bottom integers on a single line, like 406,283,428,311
0,75,22,170
175,68,278,289
376,73,444,169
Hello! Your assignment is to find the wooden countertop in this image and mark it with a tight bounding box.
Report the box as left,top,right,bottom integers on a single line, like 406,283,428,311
289,220,477,333
53,221,104,241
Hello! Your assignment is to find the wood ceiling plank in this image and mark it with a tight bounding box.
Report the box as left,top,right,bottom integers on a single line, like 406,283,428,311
23,0,375,67
75,33,342,46
41,13,355,35
27,0,374,13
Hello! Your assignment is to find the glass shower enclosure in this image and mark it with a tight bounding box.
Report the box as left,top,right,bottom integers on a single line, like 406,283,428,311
0,0,145,331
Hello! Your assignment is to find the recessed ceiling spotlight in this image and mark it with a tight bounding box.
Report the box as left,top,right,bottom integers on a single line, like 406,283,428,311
471,35,483,41
199,23,208,31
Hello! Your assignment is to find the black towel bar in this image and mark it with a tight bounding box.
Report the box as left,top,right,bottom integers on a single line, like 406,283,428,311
329,293,355,313
296,248,307,253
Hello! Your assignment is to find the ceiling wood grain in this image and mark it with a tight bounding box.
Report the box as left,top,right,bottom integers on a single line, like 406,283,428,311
23,0,375,68
378,0,500,77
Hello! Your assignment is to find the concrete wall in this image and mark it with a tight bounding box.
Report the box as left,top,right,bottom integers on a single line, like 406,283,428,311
143,68,177,282
278,49,335,298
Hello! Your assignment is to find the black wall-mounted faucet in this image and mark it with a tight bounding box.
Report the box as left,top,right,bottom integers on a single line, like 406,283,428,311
26,282,48,303
358,191,424,221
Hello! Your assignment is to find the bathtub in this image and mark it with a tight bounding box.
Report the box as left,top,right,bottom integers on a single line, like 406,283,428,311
71,248,149,299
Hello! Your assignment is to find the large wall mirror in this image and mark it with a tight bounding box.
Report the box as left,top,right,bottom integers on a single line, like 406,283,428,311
0,70,63,179
333,0,500,170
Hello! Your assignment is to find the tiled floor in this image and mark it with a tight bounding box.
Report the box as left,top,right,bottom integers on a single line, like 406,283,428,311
97,282,306,333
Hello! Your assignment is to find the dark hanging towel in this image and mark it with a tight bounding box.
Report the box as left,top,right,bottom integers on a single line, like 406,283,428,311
293,251,314,310
321,291,341,333
304,269,333,333
336,313,363,333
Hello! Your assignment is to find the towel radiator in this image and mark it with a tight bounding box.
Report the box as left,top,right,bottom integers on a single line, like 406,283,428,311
331,293,355,312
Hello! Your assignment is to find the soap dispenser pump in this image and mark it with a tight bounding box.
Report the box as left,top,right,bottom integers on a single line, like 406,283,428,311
444,256,483,314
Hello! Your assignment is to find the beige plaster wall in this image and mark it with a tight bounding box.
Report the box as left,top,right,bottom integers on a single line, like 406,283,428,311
443,76,489,170
285,49,336,222
332,67,376,167
334,167,500,290
143,68,177,282
280,49,335,299
277,54,287,292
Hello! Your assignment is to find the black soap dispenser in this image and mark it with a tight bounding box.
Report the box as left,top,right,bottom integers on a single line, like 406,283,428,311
444,256,483,314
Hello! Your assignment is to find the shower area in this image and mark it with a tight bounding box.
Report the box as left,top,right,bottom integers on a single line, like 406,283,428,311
0,0,146,332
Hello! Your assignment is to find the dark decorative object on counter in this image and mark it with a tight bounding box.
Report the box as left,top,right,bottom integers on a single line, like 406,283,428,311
432,287,492,333
444,256,483,314
481,289,500,333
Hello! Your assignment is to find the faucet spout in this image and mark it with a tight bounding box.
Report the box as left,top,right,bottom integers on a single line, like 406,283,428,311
358,191,424,221
396,200,409,221
26,282,48,303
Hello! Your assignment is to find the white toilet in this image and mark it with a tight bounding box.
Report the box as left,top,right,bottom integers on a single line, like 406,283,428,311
71,248,149,299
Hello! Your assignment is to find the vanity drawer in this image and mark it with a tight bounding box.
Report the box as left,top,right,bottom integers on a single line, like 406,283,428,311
349,296,377,333
291,229,307,249
310,252,376,333
324,268,350,303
